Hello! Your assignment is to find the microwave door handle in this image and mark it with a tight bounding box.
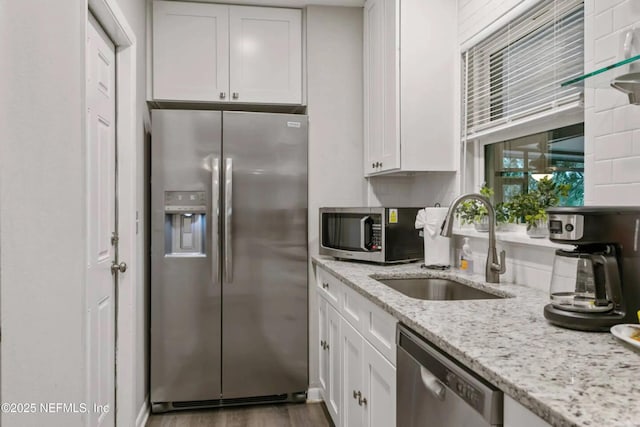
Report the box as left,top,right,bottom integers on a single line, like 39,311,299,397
360,216,370,251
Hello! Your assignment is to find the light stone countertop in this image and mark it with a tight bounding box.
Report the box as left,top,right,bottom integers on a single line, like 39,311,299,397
312,256,640,427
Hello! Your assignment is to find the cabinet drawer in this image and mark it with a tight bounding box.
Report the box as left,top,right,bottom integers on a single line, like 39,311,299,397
317,268,342,309
360,298,397,366
342,283,365,332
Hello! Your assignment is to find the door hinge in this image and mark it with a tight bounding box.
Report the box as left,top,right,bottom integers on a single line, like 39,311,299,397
111,232,119,246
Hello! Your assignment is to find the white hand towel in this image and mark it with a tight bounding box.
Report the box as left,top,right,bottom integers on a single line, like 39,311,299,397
415,207,450,266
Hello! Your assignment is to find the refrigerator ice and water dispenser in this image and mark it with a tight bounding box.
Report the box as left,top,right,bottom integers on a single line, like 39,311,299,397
164,190,207,256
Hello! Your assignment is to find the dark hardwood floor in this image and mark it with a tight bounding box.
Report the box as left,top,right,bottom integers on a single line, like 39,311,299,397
146,403,334,427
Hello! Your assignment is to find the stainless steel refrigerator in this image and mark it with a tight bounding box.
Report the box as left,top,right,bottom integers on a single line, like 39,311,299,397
150,110,308,413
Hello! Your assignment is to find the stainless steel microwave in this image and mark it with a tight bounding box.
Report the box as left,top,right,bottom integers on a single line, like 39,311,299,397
319,207,423,264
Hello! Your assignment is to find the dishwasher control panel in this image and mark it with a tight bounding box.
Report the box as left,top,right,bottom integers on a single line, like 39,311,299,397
446,370,484,412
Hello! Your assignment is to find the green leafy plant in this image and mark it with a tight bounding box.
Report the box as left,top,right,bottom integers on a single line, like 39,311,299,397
506,176,570,229
455,184,494,225
494,202,512,225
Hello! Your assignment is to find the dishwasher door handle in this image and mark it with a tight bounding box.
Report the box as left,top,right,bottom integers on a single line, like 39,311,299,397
421,366,446,401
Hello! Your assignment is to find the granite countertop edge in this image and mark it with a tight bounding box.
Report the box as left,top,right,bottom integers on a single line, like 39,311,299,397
311,256,640,427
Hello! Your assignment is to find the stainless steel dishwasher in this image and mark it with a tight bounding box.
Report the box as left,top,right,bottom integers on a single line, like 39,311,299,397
397,325,503,426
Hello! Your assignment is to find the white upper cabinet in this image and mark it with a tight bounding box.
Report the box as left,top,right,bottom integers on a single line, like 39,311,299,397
364,0,399,174
229,6,302,104
152,1,302,104
363,0,457,175
153,1,229,102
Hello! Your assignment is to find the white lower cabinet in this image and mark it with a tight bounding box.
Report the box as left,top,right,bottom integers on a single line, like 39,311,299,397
343,319,396,427
319,297,342,423
342,319,365,427
504,395,551,427
362,340,395,427
316,266,397,427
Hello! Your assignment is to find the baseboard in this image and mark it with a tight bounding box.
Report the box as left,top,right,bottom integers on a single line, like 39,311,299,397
306,387,323,402
135,396,150,427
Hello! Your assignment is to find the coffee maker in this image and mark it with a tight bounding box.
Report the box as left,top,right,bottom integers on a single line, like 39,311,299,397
544,206,640,331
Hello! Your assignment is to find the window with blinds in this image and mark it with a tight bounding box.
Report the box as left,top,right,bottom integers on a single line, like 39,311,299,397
464,0,584,136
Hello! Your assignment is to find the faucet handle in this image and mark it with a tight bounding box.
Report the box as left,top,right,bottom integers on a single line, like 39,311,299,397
498,250,506,274
491,250,506,274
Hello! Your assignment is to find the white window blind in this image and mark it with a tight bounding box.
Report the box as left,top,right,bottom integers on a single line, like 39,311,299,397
464,0,584,137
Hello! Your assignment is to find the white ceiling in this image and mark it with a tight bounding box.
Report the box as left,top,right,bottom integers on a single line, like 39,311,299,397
167,0,365,7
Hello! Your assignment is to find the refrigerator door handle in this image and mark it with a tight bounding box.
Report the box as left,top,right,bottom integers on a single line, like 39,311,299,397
224,158,233,283
211,157,220,285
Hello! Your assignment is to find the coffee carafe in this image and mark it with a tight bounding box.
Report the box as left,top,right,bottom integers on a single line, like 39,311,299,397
549,246,621,313
544,207,640,331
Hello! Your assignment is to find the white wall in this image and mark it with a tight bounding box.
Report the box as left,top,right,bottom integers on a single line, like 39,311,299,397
584,0,640,205
458,0,524,46
367,173,457,207
113,0,150,421
0,0,148,425
0,1,88,426
306,5,367,389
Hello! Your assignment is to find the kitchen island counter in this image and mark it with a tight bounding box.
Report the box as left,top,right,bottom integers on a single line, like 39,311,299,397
312,256,640,427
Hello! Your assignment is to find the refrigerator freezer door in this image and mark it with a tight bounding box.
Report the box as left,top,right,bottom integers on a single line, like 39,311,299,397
221,111,308,398
151,110,223,403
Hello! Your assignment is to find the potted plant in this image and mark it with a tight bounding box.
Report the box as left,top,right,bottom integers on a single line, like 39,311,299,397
495,201,517,232
507,177,570,238
456,185,493,232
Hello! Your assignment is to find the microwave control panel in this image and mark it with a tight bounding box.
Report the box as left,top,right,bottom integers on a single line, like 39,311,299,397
371,223,382,250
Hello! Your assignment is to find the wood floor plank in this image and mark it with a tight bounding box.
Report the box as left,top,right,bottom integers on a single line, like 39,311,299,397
146,403,332,427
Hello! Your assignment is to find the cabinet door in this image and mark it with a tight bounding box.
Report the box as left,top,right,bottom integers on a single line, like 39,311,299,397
326,304,342,425
318,296,329,400
153,1,229,102
363,340,396,427
341,320,365,427
229,6,302,104
504,395,551,427
363,0,399,175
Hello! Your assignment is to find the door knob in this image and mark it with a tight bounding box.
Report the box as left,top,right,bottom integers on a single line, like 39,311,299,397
111,261,127,274
232,92,239,100
219,92,226,99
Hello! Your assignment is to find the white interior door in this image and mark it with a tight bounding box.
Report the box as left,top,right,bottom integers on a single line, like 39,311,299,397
86,14,116,427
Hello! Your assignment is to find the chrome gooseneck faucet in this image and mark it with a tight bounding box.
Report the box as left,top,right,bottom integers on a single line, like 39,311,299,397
440,193,506,283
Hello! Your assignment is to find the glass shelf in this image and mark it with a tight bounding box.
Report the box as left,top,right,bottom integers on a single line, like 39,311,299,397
561,54,640,88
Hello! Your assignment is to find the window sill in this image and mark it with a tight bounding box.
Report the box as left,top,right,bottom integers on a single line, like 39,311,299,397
452,226,574,250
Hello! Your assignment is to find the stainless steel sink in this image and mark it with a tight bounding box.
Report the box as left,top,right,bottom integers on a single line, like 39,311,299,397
376,278,503,301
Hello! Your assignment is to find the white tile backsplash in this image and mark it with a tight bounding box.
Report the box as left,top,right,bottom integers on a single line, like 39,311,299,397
612,0,640,31
452,234,556,293
594,32,618,65
632,130,640,154
587,0,640,204
593,159,613,184
589,109,613,137
594,10,613,40
593,131,632,160
611,156,640,183
594,0,625,15
594,87,626,112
